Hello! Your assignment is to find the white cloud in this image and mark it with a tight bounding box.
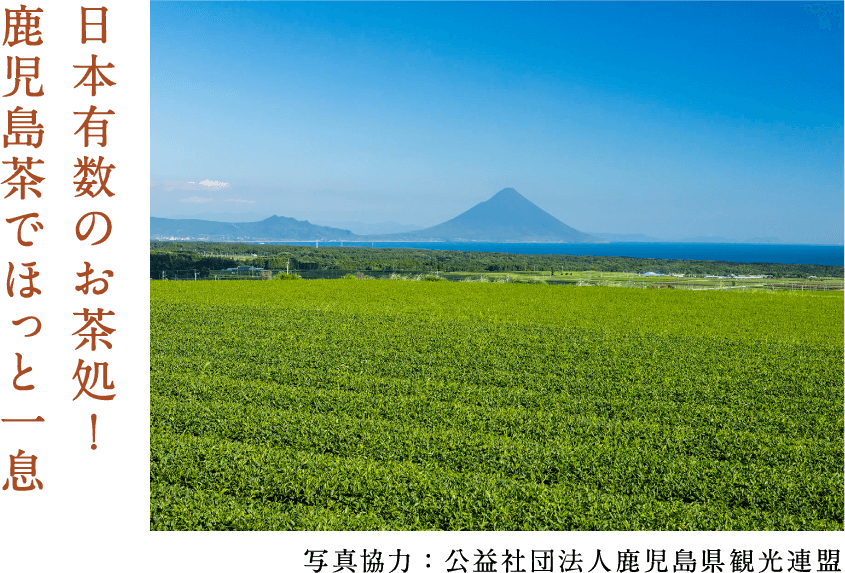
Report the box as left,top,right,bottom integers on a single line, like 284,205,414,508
226,199,255,204
179,196,214,204
197,179,230,189
151,179,231,192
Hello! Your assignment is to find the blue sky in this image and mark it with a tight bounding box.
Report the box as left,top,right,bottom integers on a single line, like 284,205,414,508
151,2,843,244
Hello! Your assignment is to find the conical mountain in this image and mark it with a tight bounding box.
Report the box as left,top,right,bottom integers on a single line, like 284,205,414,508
371,188,605,243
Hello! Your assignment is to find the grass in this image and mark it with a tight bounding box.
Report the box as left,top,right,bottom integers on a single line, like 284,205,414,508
150,281,843,530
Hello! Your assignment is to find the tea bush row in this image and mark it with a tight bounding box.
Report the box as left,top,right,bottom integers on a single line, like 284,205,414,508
151,282,843,530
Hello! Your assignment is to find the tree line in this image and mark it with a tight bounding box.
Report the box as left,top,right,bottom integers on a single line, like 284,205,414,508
150,241,844,279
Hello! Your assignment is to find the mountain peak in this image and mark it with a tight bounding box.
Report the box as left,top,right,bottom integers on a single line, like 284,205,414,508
372,188,606,243
490,187,522,199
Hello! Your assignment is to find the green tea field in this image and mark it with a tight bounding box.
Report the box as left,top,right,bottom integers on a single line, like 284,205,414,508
150,281,843,530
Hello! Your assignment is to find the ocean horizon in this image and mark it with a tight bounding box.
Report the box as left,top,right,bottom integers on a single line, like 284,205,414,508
253,241,844,267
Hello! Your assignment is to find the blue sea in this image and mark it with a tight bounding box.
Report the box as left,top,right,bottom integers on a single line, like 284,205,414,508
262,241,844,267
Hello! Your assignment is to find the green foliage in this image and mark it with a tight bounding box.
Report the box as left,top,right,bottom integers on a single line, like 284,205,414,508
150,252,241,278
151,241,844,279
272,272,301,281
267,258,292,270
151,281,844,531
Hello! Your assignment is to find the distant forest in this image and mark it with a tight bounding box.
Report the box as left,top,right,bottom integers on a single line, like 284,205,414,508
150,241,843,279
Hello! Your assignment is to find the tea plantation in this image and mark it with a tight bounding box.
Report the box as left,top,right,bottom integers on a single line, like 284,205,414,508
150,281,843,530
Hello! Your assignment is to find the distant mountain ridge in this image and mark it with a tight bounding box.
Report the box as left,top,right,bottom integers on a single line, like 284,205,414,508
311,220,423,235
150,215,354,241
744,237,782,244
586,233,789,244
150,188,605,243
587,232,665,243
